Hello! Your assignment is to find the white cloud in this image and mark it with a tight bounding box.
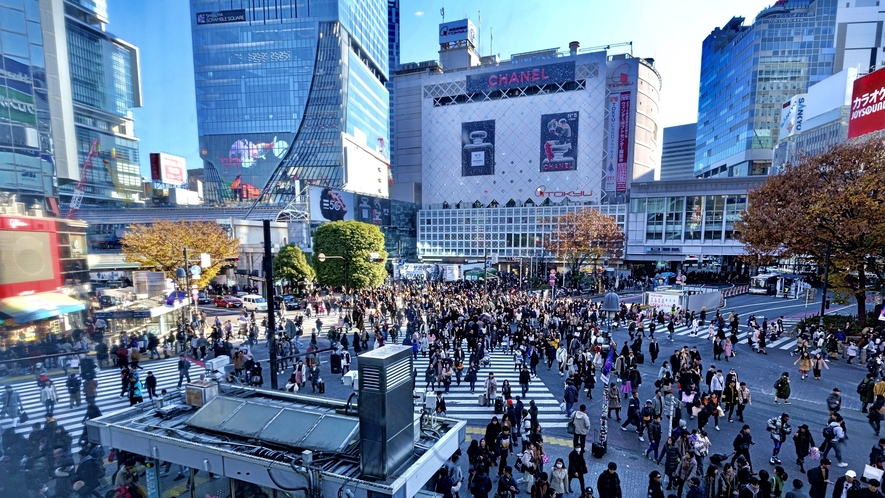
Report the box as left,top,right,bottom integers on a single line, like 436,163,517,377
414,11,424,16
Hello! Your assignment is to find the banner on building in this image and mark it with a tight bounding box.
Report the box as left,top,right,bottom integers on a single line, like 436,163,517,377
539,112,578,172
605,95,619,191
848,67,885,139
616,92,631,192
461,120,495,176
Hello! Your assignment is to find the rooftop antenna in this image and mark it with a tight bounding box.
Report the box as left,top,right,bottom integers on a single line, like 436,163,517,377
490,27,493,57
440,7,444,23
478,10,482,55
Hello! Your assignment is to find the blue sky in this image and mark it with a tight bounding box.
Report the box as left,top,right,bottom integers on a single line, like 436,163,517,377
108,0,774,179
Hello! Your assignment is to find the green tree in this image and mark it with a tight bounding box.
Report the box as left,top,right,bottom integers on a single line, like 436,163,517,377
121,220,240,288
312,221,387,289
273,244,315,289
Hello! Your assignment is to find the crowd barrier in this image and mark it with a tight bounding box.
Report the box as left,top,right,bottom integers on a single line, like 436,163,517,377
721,285,749,298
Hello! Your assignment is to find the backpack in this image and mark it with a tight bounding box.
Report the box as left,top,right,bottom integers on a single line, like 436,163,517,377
822,425,836,440
774,378,784,390
858,379,868,395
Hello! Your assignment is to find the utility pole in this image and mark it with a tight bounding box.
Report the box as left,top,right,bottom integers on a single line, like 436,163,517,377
818,241,831,327
183,247,191,323
263,220,278,390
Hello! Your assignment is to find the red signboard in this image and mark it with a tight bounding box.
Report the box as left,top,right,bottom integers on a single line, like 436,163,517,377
0,216,62,298
848,67,885,139
149,153,187,186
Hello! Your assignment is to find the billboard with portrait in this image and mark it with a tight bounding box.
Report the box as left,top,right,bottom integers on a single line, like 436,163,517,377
461,120,495,177
200,133,293,199
309,186,354,222
540,112,578,172
354,194,391,226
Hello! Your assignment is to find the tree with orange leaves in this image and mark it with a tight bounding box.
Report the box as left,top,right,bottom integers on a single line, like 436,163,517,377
737,139,885,325
548,208,624,291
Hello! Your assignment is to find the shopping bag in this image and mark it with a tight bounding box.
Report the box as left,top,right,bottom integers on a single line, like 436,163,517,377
681,392,695,404
808,447,820,460
864,464,884,482
620,381,632,394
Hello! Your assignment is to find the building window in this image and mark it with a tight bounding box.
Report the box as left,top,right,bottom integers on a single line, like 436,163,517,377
665,197,684,242
724,195,746,240
704,195,726,242
646,197,664,241
684,196,703,240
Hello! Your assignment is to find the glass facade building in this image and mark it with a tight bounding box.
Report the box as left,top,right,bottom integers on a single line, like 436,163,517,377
190,0,390,204
55,0,143,208
386,0,399,172
0,0,57,211
695,0,838,178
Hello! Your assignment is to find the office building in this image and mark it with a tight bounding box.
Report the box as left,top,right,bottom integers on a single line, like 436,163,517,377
393,25,662,261
387,0,399,174
189,0,391,205
695,0,840,179
46,0,144,210
0,0,59,212
660,123,697,181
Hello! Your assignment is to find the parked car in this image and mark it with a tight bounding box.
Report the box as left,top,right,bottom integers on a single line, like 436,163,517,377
273,295,301,311
241,294,268,312
214,295,243,308
197,291,214,305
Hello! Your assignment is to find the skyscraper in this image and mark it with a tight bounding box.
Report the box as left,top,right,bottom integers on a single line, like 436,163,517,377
387,0,399,174
190,0,391,205
660,123,697,181
0,0,58,212
695,0,839,178
48,0,143,209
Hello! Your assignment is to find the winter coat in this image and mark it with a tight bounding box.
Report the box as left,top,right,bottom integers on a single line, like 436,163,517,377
774,376,791,399
1,389,22,418
571,410,591,435
608,387,621,410
40,384,58,403
657,443,681,475
676,457,698,481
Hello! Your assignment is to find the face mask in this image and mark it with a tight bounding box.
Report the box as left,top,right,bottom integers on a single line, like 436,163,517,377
556,463,563,468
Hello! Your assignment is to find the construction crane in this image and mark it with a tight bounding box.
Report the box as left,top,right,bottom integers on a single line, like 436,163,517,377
66,138,100,219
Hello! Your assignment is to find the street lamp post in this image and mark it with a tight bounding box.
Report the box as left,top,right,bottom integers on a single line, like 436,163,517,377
317,253,349,294
819,241,832,327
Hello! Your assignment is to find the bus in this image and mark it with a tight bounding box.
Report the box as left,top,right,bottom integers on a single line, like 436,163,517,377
749,274,779,295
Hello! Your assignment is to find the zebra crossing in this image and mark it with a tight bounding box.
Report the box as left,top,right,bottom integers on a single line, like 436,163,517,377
412,350,573,428
0,356,185,449
652,319,804,351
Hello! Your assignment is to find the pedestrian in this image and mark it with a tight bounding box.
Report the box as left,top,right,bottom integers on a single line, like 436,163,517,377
792,424,815,473
1,385,23,427
862,373,878,413
731,425,755,469
519,366,531,398
685,476,704,498
646,415,663,461
861,479,883,498
739,476,762,498
820,414,849,467
567,444,587,494
485,373,498,407
435,391,447,418
84,377,98,406
827,388,843,415
647,470,665,498
736,381,752,423
309,363,320,393
40,379,58,417
496,466,520,497
774,372,791,404
832,470,861,498
145,371,158,399
807,458,832,498
794,352,812,380
723,379,739,423
767,412,792,465
469,464,493,498
563,380,578,417
571,404,591,449
546,457,566,496
657,437,681,490
784,479,807,498
811,353,828,380
675,451,698,497
128,374,143,406
869,395,885,436
607,384,622,421
176,354,191,388
620,392,642,435
66,373,82,409
596,462,622,498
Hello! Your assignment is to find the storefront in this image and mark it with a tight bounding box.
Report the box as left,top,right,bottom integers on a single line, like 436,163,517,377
0,291,88,348
93,296,188,346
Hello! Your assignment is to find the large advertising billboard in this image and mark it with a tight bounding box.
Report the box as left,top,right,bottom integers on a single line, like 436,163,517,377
309,186,392,225
466,61,576,93
0,216,61,298
461,120,495,176
848,67,885,139
605,95,619,191
439,19,476,45
540,112,578,172
149,153,187,186
200,133,292,199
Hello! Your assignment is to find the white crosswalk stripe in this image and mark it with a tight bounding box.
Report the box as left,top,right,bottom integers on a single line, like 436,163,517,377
412,350,576,428
651,321,802,351
1,357,186,449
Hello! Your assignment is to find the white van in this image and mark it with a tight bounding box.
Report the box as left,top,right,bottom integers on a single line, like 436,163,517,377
241,294,268,311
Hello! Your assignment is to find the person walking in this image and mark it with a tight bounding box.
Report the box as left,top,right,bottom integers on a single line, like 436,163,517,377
646,415,663,461
127,374,144,406
811,353,829,380
519,366,531,398
792,424,815,473
176,354,192,388
731,425,755,469
567,444,587,494
145,371,158,399
657,437,681,490
647,470,665,498
832,470,861,498
563,381,579,418
827,388,843,415
66,373,82,409
820,415,849,467
40,379,58,417
484,373,498,407
806,458,832,498
774,372,792,404
571,404,591,449
869,395,885,436
675,452,698,497
862,373,878,413
723,379,739,423
596,462,622,498
607,384,622,421
767,412,792,465
736,382,752,423
620,392,642,436
550,457,568,497
1,385,23,428
794,352,812,380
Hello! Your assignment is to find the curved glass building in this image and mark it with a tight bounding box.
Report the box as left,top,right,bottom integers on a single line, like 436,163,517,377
190,0,390,205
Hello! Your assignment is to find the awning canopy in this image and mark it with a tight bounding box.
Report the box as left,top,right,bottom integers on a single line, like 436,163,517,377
0,292,87,324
